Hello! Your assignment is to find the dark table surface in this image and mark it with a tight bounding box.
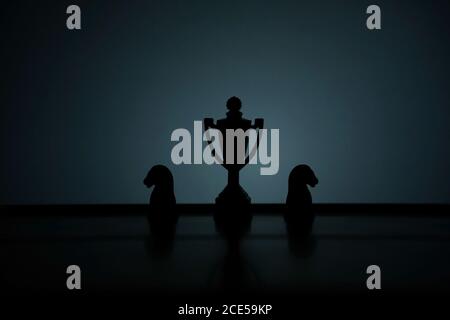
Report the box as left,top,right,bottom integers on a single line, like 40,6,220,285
2,205,450,297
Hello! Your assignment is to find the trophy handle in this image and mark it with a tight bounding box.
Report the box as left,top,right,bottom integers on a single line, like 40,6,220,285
203,118,224,165
245,118,264,165
245,118,264,164
254,118,264,129
204,118,214,130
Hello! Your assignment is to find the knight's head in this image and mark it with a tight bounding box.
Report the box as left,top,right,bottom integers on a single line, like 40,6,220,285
143,165,174,189
288,164,318,188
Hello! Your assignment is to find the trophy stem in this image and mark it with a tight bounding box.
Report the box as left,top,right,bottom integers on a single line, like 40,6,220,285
228,169,239,187
216,168,250,205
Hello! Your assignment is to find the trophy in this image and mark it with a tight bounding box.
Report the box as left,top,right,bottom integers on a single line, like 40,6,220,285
204,96,264,206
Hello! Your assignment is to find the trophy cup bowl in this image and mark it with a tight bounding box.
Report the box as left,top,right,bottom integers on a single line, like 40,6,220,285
203,117,263,205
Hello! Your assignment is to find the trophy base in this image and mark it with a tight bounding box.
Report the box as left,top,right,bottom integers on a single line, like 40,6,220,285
215,184,251,205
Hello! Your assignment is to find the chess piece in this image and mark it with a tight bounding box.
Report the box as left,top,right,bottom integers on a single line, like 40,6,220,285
204,97,263,243
285,164,318,236
285,164,318,257
143,165,177,256
204,97,263,205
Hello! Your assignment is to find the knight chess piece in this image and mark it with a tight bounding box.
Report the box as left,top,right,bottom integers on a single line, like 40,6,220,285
284,164,319,257
143,164,177,256
285,164,318,236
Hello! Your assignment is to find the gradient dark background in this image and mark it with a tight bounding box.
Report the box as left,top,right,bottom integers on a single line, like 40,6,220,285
1,0,449,204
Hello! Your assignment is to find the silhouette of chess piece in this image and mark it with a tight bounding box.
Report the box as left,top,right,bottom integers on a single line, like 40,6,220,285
204,97,263,205
143,165,177,256
285,165,318,256
204,97,263,244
